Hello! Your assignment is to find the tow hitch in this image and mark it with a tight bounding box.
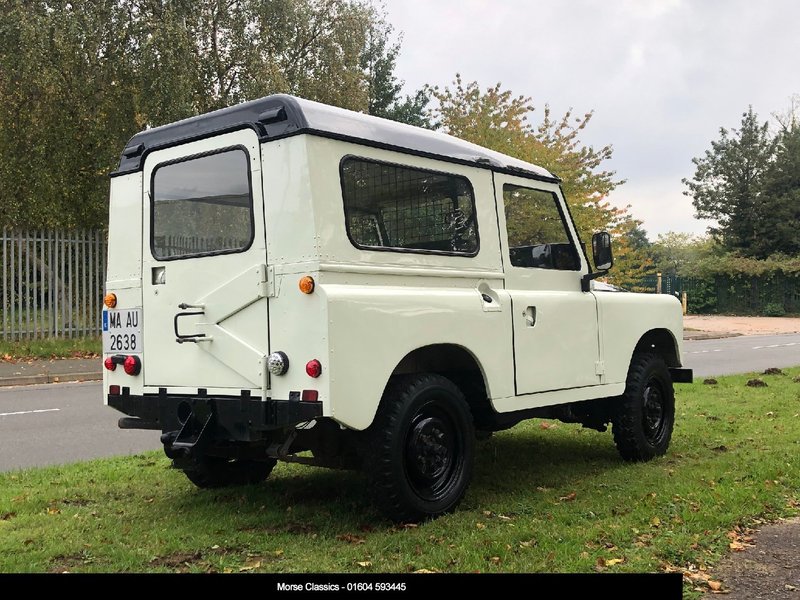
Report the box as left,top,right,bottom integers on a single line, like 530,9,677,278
161,400,215,465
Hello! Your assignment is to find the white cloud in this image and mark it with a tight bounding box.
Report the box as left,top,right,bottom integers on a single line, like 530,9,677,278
384,0,800,238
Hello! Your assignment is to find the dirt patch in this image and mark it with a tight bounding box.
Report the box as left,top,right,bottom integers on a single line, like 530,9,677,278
710,517,800,598
150,551,209,572
684,315,800,336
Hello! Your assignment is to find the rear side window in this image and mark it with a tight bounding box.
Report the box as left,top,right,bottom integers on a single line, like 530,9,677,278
151,147,253,260
340,157,479,255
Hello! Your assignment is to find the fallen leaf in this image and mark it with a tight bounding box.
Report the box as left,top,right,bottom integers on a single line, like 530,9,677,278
539,422,554,430
650,516,661,528
606,558,624,566
413,569,437,574
729,541,746,551
476,522,486,530
46,507,60,515
356,561,372,568
336,533,366,545
519,540,535,549
708,580,722,591
489,556,501,565
238,560,261,572
559,492,577,502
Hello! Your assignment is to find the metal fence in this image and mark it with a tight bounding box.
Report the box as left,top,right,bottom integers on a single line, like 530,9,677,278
1,229,106,340
636,272,800,316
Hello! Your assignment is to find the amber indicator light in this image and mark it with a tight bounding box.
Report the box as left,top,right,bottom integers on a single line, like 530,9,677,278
299,276,315,294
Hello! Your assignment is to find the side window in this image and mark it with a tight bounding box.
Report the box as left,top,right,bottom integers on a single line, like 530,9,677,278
503,184,579,270
151,147,253,260
340,157,479,255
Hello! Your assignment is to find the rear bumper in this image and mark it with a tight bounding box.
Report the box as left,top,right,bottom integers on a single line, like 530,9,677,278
669,367,693,384
107,390,323,441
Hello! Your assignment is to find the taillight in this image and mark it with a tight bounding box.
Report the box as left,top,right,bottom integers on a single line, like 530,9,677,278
123,355,141,376
109,385,120,395
301,390,319,402
104,357,116,371
305,359,322,378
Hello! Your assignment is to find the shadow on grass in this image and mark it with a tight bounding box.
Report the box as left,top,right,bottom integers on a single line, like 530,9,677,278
171,425,630,530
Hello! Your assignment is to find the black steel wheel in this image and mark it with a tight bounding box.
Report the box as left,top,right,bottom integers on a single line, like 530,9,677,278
365,374,475,522
612,353,675,461
180,456,277,489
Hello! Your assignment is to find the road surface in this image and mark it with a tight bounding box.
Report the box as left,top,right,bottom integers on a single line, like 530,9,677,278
1,333,799,472
682,333,800,377
0,381,158,472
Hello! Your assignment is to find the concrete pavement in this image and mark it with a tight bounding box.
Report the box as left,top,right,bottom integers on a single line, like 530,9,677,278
0,357,101,387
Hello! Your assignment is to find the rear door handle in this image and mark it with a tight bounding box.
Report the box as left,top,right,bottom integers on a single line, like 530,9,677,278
524,306,536,327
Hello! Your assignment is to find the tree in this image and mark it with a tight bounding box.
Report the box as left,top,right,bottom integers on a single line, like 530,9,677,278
753,124,800,257
647,232,715,277
682,107,777,255
428,75,647,285
0,0,412,229
360,16,430,127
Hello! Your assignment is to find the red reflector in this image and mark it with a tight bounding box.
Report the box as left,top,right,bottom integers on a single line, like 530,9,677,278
104,357,116,371
109,385,121,395
305,359,322,378
123,355,141,376
301,390,319,402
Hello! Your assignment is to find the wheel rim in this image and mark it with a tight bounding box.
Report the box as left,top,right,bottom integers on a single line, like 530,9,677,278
642,376,667,444
404,401,462,502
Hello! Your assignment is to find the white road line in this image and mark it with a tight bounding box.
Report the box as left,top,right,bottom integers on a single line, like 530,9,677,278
753,342,799,350
0,408,60,417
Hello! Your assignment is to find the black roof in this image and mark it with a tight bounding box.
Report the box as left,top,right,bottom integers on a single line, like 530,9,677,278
112,94,559,183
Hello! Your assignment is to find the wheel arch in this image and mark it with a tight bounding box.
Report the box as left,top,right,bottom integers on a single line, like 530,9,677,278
632,328,681,367
388,343,491,423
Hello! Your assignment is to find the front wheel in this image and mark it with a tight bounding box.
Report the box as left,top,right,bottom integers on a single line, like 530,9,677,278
364,374,475,523
612,353,675,462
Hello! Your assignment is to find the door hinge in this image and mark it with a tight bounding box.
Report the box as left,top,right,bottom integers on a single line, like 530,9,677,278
595,361,605,376
266,265,276,297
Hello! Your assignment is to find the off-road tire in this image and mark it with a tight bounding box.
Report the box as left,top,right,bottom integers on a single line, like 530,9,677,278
612,352,675,462
365,374,475,523
181,456,277,489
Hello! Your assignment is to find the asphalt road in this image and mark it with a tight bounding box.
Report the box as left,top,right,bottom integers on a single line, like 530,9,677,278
682,332,800,377
1,333,799,472
0,381,159,472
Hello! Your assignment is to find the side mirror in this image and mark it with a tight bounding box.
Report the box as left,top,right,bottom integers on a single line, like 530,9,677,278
581,232,613,292
592,232,613,271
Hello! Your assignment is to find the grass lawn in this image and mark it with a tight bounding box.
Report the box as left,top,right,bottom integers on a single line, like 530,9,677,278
0,368,798,591
0,336,100,361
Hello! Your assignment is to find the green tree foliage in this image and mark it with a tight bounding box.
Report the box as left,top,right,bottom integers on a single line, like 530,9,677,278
428,75,649,286
682,107,778,256
753,125,800,257
0,0,424,229
647,232,715,277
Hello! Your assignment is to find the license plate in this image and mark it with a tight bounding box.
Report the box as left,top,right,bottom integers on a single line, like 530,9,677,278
102,308,143,354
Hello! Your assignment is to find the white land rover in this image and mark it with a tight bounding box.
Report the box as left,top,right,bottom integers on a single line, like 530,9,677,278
103,94,692,522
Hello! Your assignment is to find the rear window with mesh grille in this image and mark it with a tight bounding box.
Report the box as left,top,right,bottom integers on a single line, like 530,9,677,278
340,157,478,255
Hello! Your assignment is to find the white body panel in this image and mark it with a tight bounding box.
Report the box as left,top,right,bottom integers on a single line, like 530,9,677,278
105,118,685,430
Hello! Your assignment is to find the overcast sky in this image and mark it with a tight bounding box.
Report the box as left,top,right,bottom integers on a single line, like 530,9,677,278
383,0,800,240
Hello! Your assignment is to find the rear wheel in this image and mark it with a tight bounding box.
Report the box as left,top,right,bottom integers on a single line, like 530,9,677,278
180,456,277,489
612,353,675,461
365,374,475,523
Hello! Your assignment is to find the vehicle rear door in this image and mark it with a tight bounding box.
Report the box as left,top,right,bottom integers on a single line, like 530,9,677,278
140,129,269,395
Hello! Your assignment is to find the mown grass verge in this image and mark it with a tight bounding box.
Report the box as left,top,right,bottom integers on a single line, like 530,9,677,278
1,368,798,592
0,336,100,361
